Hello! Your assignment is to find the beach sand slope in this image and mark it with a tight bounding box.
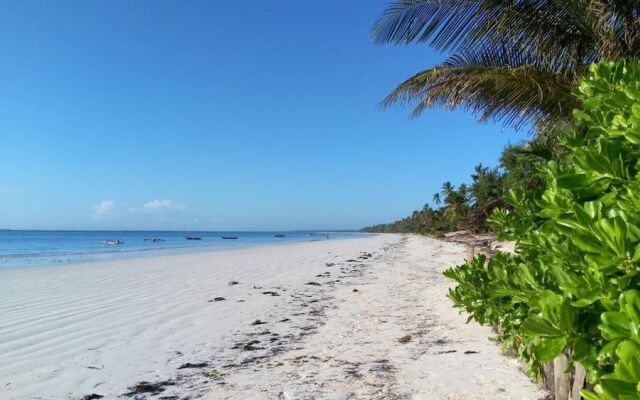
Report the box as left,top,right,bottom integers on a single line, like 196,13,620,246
205,235,548,400
0,235,547,399
0,235,394,399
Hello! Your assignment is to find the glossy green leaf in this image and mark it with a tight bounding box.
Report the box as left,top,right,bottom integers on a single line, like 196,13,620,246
579,389,602,400
599,312,632,340
534,337,568,362
619,290,640,324
599,378,637,398
522,315,562,337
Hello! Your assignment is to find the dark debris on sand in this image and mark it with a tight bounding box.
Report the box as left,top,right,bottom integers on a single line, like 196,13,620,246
397,335,412,344
123,380,175,396
101,244,387,400
242,340,264,351
80,394,103,400
177,362,209,369
208,297,226,303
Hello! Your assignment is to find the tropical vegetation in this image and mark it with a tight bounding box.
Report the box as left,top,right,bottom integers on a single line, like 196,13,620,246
445,60,640,400
361,162,507,234
368,2,640,399
372,0,640,136
364,0,640,236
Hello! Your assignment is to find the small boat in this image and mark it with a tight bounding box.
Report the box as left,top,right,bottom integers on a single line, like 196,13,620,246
274,234,286,238
104,240,124,245
185,236,202,240
144,238,165,242
221,236,238,240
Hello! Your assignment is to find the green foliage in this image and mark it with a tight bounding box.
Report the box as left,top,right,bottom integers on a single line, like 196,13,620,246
362,165,508,234
361,203,456,236
500,135,557,191
444,59,640,399
471,164,504,207
363,121,563,236
372,1,640,134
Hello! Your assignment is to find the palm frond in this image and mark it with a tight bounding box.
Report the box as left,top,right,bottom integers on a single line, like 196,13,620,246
372,0,594,63
372,0,640,134
372,0,481,48
588,0,640,58
381,44,580,129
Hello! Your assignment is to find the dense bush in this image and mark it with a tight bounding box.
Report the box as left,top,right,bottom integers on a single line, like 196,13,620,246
444,60,640,400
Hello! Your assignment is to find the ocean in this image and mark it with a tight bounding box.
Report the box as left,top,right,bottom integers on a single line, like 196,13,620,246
0,230,367,268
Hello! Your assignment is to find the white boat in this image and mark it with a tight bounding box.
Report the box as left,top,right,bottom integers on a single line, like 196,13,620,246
104,240,124,245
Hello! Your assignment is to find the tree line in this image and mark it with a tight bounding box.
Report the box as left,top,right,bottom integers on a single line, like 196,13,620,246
361,139,549,235
365,2,640,398
363,0,640,237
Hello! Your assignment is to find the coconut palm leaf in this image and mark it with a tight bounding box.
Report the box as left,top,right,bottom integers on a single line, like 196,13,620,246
373,0,640,133
441,181,455,197
382,44,580,129
372,0,592,59
433,192,442,205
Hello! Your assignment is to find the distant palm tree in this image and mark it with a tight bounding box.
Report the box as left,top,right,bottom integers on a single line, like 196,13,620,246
458,183,471,204
441,181,455,198
372,0,640,134
432,192,441,205
470,163,505,206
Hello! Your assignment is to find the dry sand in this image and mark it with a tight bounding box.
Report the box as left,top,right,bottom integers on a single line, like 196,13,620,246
0,234,548,400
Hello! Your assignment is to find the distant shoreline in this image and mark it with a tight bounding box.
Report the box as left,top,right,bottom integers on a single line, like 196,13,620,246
0,230,370,269
0,228,362,233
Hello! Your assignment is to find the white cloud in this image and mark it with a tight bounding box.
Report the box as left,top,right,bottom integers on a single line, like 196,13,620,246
91,199,186,222
93,200,115,217
142,199,186,212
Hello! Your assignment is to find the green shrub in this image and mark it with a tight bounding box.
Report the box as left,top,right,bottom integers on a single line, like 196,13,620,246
444,59,640,400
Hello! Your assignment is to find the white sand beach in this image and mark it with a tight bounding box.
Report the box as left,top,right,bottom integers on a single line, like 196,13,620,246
0,235,547,400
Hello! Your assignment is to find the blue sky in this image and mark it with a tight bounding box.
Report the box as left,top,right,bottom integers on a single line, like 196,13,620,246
0,1,528,231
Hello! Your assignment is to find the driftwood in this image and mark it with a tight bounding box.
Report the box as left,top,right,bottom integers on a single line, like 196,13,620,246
554,354,572,399
457,198,513,233
544,354,587,400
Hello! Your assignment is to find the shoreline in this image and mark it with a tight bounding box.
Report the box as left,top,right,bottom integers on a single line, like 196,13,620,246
0,234,547,399
0,232,371,271
0,235,392,399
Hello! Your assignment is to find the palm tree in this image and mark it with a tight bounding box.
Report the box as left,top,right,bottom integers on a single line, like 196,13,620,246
441,181,455,198
445,184,470,218
457,183,471,203
470,164,504,207
372,1,640,134
432,192,441,206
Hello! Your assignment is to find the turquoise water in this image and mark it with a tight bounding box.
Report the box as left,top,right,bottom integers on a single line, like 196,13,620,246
0,230,367,268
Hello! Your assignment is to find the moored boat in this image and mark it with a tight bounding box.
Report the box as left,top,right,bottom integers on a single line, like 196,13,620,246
103,239,124,245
